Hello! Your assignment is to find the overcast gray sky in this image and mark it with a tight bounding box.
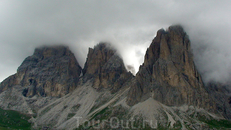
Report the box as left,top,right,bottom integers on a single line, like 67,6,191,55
0,0,231,84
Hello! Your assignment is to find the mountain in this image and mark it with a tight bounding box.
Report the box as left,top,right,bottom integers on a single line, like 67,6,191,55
0,46,82,97
0,46,82,113
0,25,231,130
127,25,215,111
82,43,133,93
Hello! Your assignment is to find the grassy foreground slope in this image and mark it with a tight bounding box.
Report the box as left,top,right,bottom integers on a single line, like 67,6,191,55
0,108,31,130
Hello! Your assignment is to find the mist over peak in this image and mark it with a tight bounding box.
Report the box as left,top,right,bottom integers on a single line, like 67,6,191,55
0,0,231,85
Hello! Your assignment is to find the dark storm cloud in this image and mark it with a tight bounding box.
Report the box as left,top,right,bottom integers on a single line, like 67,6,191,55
0,0,231,84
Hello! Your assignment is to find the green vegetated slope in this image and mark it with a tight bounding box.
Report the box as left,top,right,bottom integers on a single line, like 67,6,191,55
0,108,31,130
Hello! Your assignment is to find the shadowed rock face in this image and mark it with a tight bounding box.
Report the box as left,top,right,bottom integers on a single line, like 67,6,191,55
0,46,82,97
127,25,216,112
83,43,133,93
205,82,231,119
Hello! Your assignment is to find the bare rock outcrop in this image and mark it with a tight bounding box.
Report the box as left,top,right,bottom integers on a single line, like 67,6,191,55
83,43,133,93
0,45,82,97
127,25,216,112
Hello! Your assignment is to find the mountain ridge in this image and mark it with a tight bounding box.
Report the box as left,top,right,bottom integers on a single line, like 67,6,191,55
0,25,231,129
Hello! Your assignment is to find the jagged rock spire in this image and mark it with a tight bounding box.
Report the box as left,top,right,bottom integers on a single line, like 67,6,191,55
127,25,216,112
83,42,133,93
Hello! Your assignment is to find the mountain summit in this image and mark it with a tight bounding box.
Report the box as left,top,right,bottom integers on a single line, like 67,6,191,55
127,25,215,112
82,43,133,93
0,46,82,97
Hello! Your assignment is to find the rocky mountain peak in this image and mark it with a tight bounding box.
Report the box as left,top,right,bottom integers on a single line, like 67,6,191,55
33,45,71,59
83,42,133,93
144,25,190,67
127,25,215,112
82,43,116,76
0,45,82,97
146,25,196,86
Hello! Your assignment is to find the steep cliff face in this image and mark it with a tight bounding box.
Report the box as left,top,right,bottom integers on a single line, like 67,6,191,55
127,25,215,111
0,46,82,97
83,43,133,93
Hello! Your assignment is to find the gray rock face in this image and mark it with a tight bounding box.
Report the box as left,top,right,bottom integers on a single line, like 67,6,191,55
0,45,82,97
0,74,18,93
127,25,216,112
205,82,231,119
83,43,133,93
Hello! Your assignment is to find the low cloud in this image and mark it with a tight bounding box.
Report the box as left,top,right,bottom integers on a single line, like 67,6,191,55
126,65,136,75
0,0,231,84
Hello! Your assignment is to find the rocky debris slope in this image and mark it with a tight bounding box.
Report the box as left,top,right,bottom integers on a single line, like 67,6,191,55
36,84,226,130
0,45,82,97
82,43,133,93
127,25,215,112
